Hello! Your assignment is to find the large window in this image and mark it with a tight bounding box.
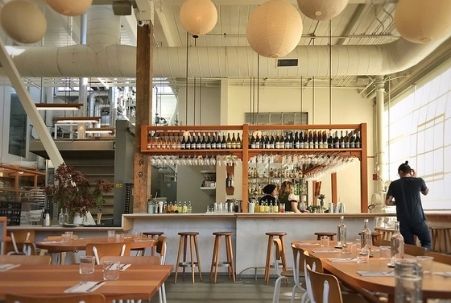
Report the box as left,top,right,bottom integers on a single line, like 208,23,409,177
385,66,451,210
8,94,27,157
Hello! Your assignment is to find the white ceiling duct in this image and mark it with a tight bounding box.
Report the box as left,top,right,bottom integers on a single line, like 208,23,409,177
6,34,450,78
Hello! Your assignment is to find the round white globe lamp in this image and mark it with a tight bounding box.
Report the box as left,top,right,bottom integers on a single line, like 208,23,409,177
0,0,47,44
180,0,218,37
247,0,303,58
46,0,92,16
395,0,451,44
297,0,349,21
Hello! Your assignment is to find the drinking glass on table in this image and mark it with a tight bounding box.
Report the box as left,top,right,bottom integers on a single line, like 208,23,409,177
107,230,116,240
320,236,330,247
395,259,422,303
103,260,120,281
79,256,95,275
416,256,433,274
379,246,391,259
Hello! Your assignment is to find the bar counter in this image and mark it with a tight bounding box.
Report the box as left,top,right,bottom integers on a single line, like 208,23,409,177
123,213,394,273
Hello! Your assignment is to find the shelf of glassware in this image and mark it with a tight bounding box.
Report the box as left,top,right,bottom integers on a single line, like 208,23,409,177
247,148,362,158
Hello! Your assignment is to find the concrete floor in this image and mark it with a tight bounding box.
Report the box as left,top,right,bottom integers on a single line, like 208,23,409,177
150,274,297,303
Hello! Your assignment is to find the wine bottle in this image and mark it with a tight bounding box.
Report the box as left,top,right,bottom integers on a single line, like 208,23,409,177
196,133,202,149
390,221,404,264
344,131,350,149
339,131,345,149
327,131,333,149
308,131,314,149
180,135,186,150
270,134,275,149
201,134,206,149
334,131,340,149
313,131,319,149
355,131,361,148
250,133,256,149
231,133,237,149
295,132,300,149
299,131,305,149
206,133,211,149
221,134,227,149
237,133,242,149
349,132,356,148
336,216,347,248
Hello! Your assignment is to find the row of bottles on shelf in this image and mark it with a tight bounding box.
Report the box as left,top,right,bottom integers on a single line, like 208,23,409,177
249,130,361,149
147,132,243,150
336,217,404,265
147,200,193,214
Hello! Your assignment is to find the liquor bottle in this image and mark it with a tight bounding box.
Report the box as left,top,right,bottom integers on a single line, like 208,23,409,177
390,221,404,264
58,209,65,225
360,219,372,250
231,133,237,149
237,133,242,149
355,131,361,148
336,216,347,248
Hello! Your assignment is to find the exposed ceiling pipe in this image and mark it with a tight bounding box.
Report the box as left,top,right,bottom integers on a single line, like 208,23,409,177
4,36,450,78
88,91,109,117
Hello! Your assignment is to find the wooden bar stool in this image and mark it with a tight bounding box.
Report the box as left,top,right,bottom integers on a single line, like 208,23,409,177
210,232,235,283
175,232,202,283
314,232,337,241
142,232,164,255
264,232,287,284
430,227,451,253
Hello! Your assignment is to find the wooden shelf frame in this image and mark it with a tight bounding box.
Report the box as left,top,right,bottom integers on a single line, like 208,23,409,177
141,123,368,213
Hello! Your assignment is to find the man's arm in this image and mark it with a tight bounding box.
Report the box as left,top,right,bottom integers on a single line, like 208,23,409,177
385,194,395,206
420,178,429,195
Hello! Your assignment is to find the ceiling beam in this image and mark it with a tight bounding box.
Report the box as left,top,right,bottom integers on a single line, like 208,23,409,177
155,5,182,47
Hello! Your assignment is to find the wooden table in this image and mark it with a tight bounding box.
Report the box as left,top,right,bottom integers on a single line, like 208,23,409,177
293,241,451,302
36,237,155,254
0,264,171,302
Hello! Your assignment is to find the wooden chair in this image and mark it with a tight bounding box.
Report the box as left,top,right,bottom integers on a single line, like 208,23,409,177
425,251,451,265
306,265,343,303
0,255,51,265
6,231,35,255
5,293,106,303
0,217,6,255
272,243,306,303
86,242,129,265
304,251,323,273
404,244,426,256
430,227,451,253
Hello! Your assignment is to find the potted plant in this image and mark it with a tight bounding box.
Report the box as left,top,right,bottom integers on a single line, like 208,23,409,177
45,164,111,225
92,179,114,225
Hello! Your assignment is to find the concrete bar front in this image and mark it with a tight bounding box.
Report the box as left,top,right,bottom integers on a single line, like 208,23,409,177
123,213,394,274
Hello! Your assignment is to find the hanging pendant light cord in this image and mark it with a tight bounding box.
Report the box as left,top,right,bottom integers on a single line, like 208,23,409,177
329,20,332,125
193,37,197,125
185,32,189,125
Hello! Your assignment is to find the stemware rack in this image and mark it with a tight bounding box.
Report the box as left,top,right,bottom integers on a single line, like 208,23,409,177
141,123,368,212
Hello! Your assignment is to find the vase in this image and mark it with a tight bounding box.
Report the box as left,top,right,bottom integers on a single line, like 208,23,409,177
96,212,102,225
73,213,83,225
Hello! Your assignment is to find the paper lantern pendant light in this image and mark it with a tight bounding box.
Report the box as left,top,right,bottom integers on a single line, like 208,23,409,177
0,0,47,44
180,0,218,36
247,0,303,58
395,0,451,44
297,0,349,21
46,0,92,16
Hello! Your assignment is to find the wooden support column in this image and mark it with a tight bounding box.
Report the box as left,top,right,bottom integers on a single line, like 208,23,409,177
241,124,249,212
331,172,337,204
360,123,368,213
133,23,153,213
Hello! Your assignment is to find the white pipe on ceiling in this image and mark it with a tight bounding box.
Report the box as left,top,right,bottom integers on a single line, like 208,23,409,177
4,35,450,78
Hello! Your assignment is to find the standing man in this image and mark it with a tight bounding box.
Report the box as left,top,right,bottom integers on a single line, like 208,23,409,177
385,161,431,249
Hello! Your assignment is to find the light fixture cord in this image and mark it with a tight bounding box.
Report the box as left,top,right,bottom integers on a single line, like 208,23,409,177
329,20,332,125
193,37,197,125
199,77,202,125
185,32,189,125
257,54,260,122
312,37,315,124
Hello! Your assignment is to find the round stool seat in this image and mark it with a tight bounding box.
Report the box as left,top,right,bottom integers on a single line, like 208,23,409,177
142,232,164,237
265,232,287,236
178,232,199,236
314,232,336,240
213,232,233,236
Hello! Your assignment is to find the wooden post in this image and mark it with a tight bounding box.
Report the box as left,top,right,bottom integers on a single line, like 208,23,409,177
331,172,337,204
241,124,249,212
133,23,153,213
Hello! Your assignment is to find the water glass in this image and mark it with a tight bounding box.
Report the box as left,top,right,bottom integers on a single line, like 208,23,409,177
395,259,422,303
107,230,116,240
416,256,433,274
379,246,391,259
103,260,120,281
320,236,330,247
357,248,370,263
79,256,95,275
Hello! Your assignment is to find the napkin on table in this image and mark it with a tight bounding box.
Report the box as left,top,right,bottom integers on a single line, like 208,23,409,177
0,264,20,272
433,272,451,278
328,258,358,263
357,270,394,277
64,281,105,293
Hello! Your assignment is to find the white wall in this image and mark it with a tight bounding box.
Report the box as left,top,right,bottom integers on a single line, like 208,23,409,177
176,84,221,125
222,83,375,213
